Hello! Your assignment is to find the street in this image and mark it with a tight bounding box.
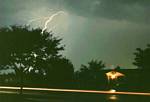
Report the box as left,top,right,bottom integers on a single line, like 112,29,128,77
0,86,150,102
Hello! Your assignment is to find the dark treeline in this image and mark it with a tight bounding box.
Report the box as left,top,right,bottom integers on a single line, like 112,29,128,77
0,26,150,93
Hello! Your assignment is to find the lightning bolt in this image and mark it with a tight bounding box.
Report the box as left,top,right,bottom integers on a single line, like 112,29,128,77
26,11,65,34
41,11,65,34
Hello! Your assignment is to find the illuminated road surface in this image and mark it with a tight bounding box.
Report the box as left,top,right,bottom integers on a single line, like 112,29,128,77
0,86,150,96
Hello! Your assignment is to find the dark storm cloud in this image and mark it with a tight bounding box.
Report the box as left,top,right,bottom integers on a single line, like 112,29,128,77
1,0,149,23
0,0,61,26
64,0,150,23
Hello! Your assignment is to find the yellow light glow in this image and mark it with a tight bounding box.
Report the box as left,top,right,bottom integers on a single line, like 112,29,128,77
109,89,116,93
0,86,150,96
108,95,118,100
106,71,124,81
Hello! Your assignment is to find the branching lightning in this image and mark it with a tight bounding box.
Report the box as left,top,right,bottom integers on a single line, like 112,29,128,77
41,11,65,34
27,11,65,34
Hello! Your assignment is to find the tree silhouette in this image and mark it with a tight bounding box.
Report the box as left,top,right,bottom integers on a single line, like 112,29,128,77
75,60,106,90
0,25,64,93
133,44,150,91
133,44,150,69
44,57,74,88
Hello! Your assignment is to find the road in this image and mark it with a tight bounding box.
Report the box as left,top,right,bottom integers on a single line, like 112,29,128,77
0,86,150,102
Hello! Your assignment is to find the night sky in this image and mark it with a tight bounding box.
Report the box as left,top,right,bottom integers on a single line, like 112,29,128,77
0,0,150,70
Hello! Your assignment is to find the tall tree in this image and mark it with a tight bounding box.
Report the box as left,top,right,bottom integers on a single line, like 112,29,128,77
0,25,64,93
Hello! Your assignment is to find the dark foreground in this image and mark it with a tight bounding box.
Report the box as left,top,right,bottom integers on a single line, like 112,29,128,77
0,90,150,102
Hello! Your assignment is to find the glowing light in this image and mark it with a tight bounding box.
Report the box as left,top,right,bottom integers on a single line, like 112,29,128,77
109,89,116,93
41,11,65,34
106,70,124,81
26,10,66,34
0,86,150,96
108,95,118,100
